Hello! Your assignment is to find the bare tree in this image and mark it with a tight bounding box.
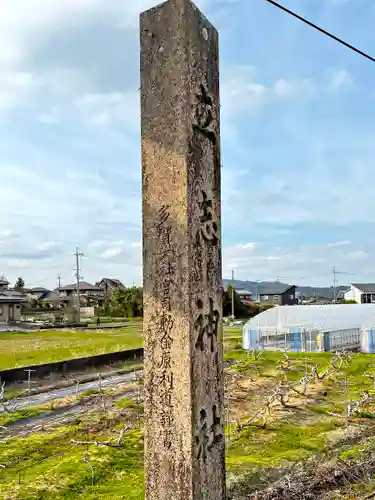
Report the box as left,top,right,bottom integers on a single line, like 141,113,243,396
277,350,292,373
0,381,22,413
249,349,264,361
327,388,373,422
72,423,133,448
236,349,355,431
83,450,95,486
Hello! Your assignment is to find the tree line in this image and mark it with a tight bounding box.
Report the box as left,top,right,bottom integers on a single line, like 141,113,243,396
109,285,263,320
102,287,143,318
15,275,264,319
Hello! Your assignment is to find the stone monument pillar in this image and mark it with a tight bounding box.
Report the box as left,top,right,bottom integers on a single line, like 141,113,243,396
140,1,225,499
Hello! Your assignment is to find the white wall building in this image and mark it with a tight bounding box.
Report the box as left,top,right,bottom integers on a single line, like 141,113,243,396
344,284,375,304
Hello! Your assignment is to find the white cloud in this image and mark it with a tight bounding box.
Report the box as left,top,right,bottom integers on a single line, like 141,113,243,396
0,229,17,242
77,91,139,127
0,70,36,110
346,251,368,261
0,0,367,291
88,240,107,249
0,0,157,67
221,65,266,115
8,259,34,269
0,0,213,74
0,64,139,127
222,65,353,117
273,77,316,98
327,69,353,92
100,247,123,259
222,134,375,226
36,241,62,252
223,241,371,286
0,0,174,117
273,79,291,97
37,110,59,124
327,0,351,6
327,241,351,247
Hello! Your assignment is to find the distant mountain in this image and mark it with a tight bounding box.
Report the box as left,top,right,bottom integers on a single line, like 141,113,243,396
223,279,348,299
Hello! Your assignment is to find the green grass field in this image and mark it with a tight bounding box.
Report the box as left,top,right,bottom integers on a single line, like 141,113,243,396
2,345,375,498
5,325,375,497
0,411,145,499
0,323,240,371
0,325,143,370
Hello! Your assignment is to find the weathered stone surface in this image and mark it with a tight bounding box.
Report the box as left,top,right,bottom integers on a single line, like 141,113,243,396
140,1,225,499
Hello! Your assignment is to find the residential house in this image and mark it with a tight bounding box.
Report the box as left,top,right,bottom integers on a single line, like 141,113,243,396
58,281,106,306
344,284,375,304
27,287,51,301
0,276,25,323
236,289,253,303
259,283,297,306
95,278,125,299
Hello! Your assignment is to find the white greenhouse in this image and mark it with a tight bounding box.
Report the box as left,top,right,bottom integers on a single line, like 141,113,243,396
242,304,375,353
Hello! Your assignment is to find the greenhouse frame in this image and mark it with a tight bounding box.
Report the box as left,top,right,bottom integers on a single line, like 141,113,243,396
242,304,375,353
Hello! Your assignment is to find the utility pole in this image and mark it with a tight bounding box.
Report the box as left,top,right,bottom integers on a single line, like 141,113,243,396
57,274,62,288
255,280,261,303
332,266,337,303
332,268,355,304
74,247,84,323
231,269,235,319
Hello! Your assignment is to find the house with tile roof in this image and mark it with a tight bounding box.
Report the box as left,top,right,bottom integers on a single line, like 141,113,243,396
0,275,26,323
58,281,106,306
344,283,375,304
95,278,125,298
258,283,297,306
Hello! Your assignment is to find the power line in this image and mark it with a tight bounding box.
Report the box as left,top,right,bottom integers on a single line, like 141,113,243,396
332,266,355,303
265,0,375,63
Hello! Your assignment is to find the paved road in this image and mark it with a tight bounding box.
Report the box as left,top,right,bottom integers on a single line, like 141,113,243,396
0,389,138,439
4,370,143,412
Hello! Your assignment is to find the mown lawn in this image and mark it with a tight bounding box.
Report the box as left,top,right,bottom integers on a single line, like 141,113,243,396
0,326,142,370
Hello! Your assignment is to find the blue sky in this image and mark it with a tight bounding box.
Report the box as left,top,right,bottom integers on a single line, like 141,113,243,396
0,0,374,289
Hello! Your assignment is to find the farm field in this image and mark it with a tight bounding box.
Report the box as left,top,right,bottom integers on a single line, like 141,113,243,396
226,350,375,498
2,332,375,498
0,324,241,370
0,325,143,370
